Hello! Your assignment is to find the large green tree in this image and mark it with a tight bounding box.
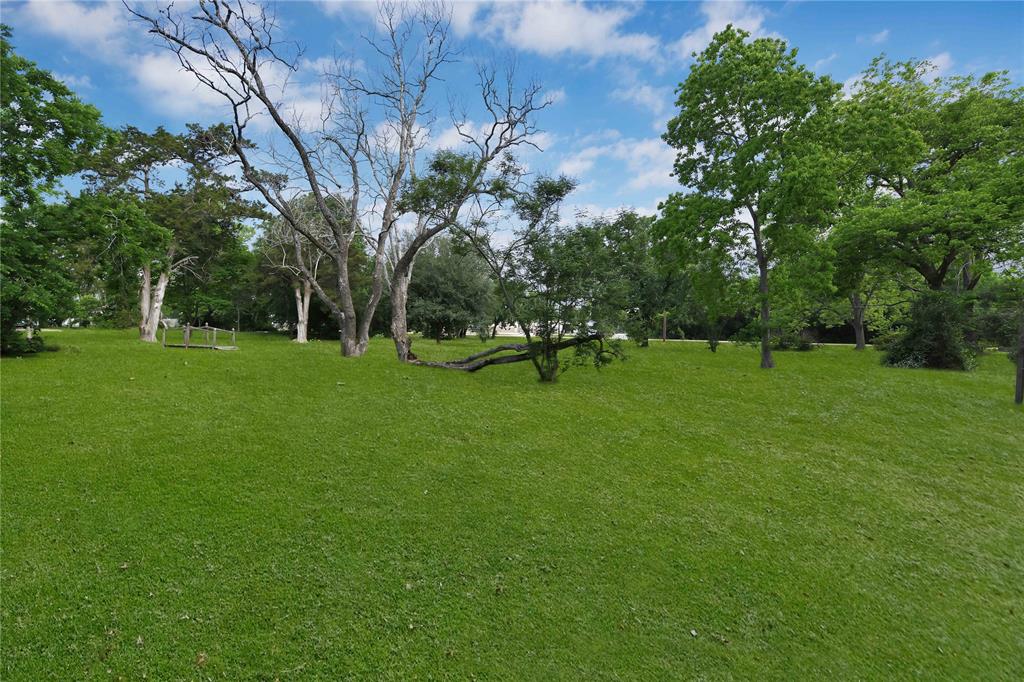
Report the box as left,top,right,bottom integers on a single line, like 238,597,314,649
836,60,1024,291
0,26,105,349
659,26,839,368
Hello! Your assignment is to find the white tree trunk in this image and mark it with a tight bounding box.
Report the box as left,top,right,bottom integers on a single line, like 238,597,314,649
139,266,152,338
140,271,170,342
390,267,413,361
295,281,312,343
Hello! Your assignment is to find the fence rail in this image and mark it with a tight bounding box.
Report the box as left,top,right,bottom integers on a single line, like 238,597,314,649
161,322,238,351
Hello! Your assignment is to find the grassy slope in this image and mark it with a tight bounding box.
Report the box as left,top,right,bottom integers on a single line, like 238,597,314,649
1,329,1021,680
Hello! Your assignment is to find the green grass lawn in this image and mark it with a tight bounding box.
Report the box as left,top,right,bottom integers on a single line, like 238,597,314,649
2,329,1022,679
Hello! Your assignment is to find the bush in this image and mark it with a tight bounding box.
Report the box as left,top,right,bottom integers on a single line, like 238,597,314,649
0,330,45,355
773,328,817,351
882,291,976,370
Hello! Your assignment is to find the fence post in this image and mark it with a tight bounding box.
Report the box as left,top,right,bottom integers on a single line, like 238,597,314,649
212,327,217,348
184,324,190,349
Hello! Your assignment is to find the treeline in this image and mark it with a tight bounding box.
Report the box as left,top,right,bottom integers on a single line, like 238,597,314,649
2,12,1022,381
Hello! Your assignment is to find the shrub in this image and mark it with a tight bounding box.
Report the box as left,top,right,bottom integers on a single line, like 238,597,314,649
882,291,976,370
773,328,817,351
0,330,44,355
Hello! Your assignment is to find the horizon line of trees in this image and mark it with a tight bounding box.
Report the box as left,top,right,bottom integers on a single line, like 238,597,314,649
2,5,1021,383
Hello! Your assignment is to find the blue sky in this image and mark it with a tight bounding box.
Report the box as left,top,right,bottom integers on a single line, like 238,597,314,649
5,0,1023,218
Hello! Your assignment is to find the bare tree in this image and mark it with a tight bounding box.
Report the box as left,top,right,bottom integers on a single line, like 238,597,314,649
128,0,552,359
260,194,340,343
127,0,444,355
389,63,550,361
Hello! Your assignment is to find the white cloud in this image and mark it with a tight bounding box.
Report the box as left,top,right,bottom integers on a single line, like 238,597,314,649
450,1,482,35
672,1,771,58
544,87,567,105
616,137,677,191
482,1,659,61
577,128,623,146
566,202,660,221
428,124,466,151
813,52,839,71
557,146,604,176
316,1,377,20
611,82,676,132
317,0,481,36
858,29,890,45
926,51,954,76
558,136,676,192
53,72,93,90
129,52,231,118
18,0,129,58
841,74,863,98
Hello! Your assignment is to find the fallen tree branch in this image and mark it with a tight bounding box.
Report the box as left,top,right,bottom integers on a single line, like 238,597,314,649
411,334,603,372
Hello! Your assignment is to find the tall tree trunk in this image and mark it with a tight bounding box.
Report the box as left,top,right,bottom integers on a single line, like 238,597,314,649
317,248,361,357
294,282,311,344
139,265,152,339
708,321,720,352
140,271,169,342
340,316,359,356
352,233,390,357
751,221,774,369
390,266,413,362
850,292,867,350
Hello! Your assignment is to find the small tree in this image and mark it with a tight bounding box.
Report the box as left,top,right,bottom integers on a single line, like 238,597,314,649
407,237,494,342
259,194,349,343
599,211,688,347
414,177,624,382
654,198,749,351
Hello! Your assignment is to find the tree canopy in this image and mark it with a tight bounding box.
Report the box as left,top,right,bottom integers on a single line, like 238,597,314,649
0,26,106,348
659,25,839,368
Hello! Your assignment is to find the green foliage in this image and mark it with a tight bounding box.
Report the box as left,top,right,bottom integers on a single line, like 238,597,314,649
408,238,495,341
254,192,374,336
660,26,840,365
83,124,265,325
399,150,518,220
971,275,1024,348
0,27,105,211
654,196,752,350
0,26,105,349
512,217,627,380
598,211,688,345
882,291,976,370
836,61,1024,290
459,176,626,381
